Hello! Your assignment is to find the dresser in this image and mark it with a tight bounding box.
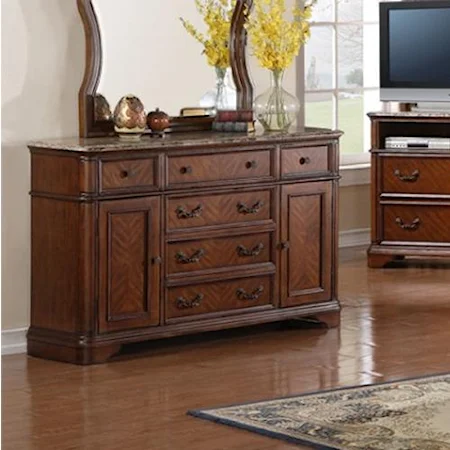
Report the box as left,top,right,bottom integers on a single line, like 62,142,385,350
28,129,341,364
367,112,450,268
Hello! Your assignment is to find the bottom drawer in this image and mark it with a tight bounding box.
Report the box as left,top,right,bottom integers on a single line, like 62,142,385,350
383,204,450,243
166,276,274,321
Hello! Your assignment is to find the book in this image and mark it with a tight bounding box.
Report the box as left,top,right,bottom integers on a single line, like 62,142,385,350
212,121,255,133
216,109,254,123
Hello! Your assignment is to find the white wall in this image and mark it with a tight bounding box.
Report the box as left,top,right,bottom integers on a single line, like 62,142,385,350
1,0,369,335
2,0,84,330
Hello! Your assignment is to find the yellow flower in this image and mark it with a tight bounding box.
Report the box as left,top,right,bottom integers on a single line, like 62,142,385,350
247,0,316,72
180,0,237,69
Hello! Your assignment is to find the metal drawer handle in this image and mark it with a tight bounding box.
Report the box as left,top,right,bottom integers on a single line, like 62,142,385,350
237,243,264,257
245,160,258,169
175,249,205,264
176,294,204,309
176,204,203,219
299,157,311,165
394,169,420,182
395,217,421,230
180,165,193,175
236,285,264,301
237,200,264,215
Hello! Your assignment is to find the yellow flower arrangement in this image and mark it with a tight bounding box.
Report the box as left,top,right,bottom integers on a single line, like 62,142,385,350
247,0,316,72
180,0,237,70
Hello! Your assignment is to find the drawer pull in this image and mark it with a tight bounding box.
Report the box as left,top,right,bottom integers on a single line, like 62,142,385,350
120,169,135,178
180,166,193,175
245,160,258,169
176,294,204,309
395,217,421,230
394,169,420,182
236,285,264,301
280,241,290,251
176,249,205,264
176,204,203,219
152,256,162,265
237,243,264,257
237,200,264,215
299,157,311,165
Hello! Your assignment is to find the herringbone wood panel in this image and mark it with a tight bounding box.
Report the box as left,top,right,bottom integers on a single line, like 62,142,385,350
98,198,160,332
167,190,273,230
281,145,328,176
166,276,273,319
168,150,271,185
281,183,332,307
382,156,450,195
384,205,450,242
289,195,321,291
3,248,450,450
167,233,272,274
109,212,147,316
101,158,156,191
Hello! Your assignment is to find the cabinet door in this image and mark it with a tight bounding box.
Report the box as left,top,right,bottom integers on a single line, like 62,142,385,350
99,197,161,332
280,182,332,307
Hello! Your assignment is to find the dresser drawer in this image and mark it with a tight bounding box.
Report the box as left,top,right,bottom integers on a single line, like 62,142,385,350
382,157,450,195
166,276,273,321
167,189,273,231
281,145,329,177
100,158,157,192
383,204,450,243
167,150,272,186
167,233,272,275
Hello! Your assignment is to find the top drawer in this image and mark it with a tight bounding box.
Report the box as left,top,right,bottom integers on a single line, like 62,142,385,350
167,150,273,186
382,157,450,195
100,158,157,192
281,145,329,178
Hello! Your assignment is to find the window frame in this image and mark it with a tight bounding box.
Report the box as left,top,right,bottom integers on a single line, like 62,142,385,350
301,2,381,167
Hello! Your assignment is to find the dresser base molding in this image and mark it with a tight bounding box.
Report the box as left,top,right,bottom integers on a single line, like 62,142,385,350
27,301,340,364
367,244,450,268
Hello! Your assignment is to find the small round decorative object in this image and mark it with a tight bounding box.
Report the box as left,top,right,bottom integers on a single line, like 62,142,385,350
113,94,146,140
147,107,170,136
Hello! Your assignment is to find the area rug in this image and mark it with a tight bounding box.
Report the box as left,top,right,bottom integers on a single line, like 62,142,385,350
189,374,450,450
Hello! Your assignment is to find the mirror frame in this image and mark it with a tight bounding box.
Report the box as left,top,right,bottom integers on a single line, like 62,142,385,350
77,0,253,138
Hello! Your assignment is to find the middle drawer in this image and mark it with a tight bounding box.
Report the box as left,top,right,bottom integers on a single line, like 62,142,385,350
167,232,273,275
167,189,274,231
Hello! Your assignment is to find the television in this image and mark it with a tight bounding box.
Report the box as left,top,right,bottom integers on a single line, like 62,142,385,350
380,1,450,103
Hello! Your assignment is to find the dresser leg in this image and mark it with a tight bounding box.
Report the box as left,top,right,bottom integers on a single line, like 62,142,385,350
282,310,340,329
367,253,396,268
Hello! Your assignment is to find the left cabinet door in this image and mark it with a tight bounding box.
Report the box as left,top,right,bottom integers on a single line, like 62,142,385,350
99,197,161,333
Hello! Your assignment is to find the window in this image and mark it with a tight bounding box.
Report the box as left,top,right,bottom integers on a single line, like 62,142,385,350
304,0,382,165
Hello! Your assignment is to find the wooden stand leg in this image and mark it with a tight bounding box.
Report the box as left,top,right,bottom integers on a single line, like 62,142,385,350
282,310,340,330
367,253,396,268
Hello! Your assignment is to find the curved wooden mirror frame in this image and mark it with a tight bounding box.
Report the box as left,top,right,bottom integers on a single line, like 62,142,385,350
77,0,254,138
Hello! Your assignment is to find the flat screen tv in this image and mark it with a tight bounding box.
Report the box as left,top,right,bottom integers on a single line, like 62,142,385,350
380,1,450,103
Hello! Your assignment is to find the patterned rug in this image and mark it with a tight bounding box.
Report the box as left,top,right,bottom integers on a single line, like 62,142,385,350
189,374,450,450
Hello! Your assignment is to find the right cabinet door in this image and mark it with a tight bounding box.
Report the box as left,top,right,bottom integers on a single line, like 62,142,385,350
280,182,332,307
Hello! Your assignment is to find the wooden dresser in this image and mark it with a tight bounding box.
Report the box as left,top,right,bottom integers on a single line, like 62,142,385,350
368,112,450,268
29,128,341,364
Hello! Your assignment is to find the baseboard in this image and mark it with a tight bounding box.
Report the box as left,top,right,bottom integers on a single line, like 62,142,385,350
339,228,370,249
2,328,27,355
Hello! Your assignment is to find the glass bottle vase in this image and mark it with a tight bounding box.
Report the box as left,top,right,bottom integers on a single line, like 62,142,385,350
254,70,300,131
200,67,237,112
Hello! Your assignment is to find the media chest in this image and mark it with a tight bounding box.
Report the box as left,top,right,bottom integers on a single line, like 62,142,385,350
28,129,342,364
368,111,450,267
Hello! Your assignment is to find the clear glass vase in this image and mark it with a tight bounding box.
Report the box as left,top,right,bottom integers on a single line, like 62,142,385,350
254,70,300,131
200,67,237,112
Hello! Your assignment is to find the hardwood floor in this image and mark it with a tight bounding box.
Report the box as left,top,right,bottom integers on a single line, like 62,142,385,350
2,248,450,450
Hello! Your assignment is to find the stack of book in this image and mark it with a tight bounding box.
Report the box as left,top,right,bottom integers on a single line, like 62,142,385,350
212,109,255,132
